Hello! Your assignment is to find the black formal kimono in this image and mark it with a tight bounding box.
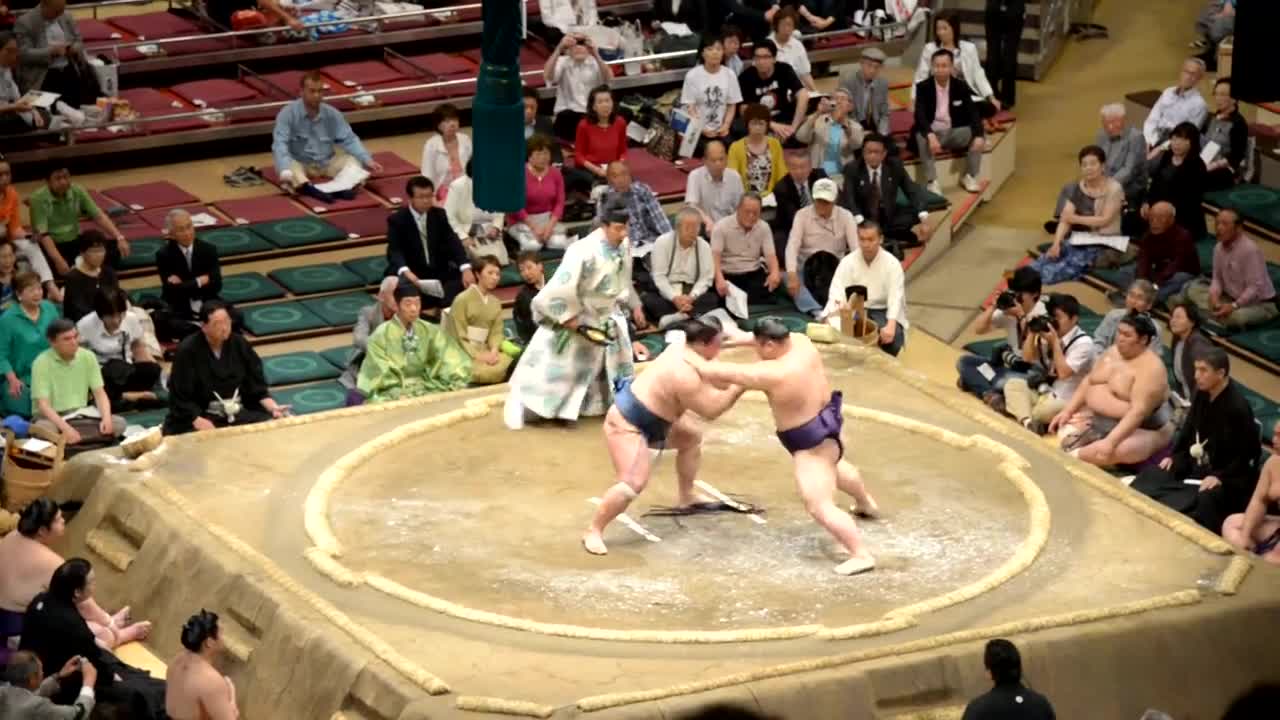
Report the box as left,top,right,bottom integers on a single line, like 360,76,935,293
162,331,272,435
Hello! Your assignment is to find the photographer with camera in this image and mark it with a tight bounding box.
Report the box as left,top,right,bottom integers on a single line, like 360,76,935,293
545,31,612,143
1001,294,1094,434
955,266,1047,401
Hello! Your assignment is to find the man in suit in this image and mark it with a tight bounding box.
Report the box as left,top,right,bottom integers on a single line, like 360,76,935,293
984,0,1025,108
1,649,98,719
155,208,225,341
385,176,475,316
840,47,891,137
14,0,102,111
771,152,826,258
841,133,930,258
523,87,562,164
912,49,985,195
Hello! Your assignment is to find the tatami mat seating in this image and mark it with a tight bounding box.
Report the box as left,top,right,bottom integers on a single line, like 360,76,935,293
319,346,356,370
241,301,330,337
250,217,350,249
299,292,376,327
1204,184,1280,239
102,181,201,212
129,272,287,305
269,264,367,295
261,351,345,386
272,381,349,415
342,256,388,285
214,196,309,226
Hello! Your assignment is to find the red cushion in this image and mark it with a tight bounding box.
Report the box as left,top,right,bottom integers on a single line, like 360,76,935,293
74,126,145,143
1250,123,1280,139
299,188,383,215
358,79,440,106
81,214,153,241
244,70,317,97
118,87,188,114
78,19,125,43
324,207,390,239
108,12,202,40
889,109,913,136
366,175,416,205
322,61,406,90
404,52,477,78
147,37,234,57
88,189,123,213
137,204,227,230
215,196,308,225
169,79,261,108
103,181,201,211
370,152,418,178
628,150,688,198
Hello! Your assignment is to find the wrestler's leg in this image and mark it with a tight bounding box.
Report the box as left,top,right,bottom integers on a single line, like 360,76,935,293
794,442,875,575
1222,513,1250,550
584,409,653,555
1080,426,1172,466
835,460,880,518
668,414,711,507
1228,515,1280,565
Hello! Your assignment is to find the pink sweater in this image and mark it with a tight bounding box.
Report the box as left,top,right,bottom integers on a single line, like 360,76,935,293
511,165,565,223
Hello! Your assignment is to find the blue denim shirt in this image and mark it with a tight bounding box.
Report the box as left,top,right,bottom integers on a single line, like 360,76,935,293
271,99,372,174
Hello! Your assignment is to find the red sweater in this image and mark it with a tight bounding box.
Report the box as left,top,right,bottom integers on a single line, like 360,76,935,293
574,116,628,168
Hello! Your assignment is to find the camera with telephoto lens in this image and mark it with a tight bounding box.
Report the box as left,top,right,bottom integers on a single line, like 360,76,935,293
995,290,1018,310
1027,316,1053,334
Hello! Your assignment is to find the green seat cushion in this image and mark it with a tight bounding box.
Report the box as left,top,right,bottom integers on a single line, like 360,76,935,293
1197,237,1215,272
250,217,347,249
636,333,669,357
123,408,168,429
1236,383,1280,442
342,256,388,285
241,301,329,336
1088,264,1133,290
963,338,1004,358
1225,322,1280,365
262,350,343,386
299,292,375,327
319,346,356,369
270,264,365,295
897,187,948,212
273,380,348,415
1204,184,1280,233
129,286,163,305
199,226,275,257
222,272,286,303
1076,307,1103,336
118,237,165,270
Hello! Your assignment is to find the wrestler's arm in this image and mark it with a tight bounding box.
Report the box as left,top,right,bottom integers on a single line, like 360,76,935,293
684,383,745,420
686,354,785,392
1102,363,1166,446
1240,459,1278,543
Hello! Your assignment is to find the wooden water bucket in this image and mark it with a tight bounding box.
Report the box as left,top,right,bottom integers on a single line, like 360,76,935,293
838,295,880,345
1,426,66,513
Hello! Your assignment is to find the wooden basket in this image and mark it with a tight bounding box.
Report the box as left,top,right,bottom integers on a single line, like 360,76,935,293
838,297,880,345
1,426,66,514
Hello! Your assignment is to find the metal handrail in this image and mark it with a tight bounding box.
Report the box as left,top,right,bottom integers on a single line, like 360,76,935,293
7,23,904,140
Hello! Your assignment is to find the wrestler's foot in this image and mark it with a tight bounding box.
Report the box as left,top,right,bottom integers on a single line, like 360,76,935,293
111,606,131,626
850,496,881,519
835,551,876,576
677,492,716,508
582,531,608,556
117,620,152,644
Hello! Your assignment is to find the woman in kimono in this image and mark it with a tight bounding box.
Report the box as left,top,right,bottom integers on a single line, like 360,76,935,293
505,205,648,428
447,255,512,385
357,282,473,403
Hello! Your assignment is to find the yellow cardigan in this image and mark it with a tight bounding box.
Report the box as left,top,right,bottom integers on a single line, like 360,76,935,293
727,136,787,195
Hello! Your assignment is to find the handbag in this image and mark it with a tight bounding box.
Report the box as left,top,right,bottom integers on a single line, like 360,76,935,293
645,117,678,162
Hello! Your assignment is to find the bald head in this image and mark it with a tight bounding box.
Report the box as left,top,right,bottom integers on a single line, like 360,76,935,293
165,208,196,246
704,141,727,178
606,161,632,192
1148,201,1176,234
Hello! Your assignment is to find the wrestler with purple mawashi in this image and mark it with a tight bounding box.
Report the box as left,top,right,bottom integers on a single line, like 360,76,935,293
684,318,881,575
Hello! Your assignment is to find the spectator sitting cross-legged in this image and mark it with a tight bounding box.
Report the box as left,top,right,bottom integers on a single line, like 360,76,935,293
15,0,104,119
30,317,126,447
155,208,225,344
796,88,863,178
841,133,930,257
1094,279,1166,361
1031,145,1124,285
0,271,59,418
785,178,857,317
545,31,612,143
1167,300,1214,404
509,134,570,253
729,104,786,195
420,103,471,203
0,649,97,718
913,12,1000,119
594,160,671,251
76,286,161,410
163,302,289,435
711,193,780,305
1143,121,1208,240
271,71,383,201
956,265,1047,401
1143,59,1208,153
385,176,476,315
0,158,61,303
737,39,810,143
962,639,1056,720
1049,103,1146,228
823,221,908,356
1113,201,1200,307
1202,77,1249,192
28,166,128,277
1132,346,1261,533
357,280,473,403
1000,293,1095,433
1050,312,1174,468
1174,208,1278,330
684,140,744,233
511,251,546,347
566,85,627,201
680,33,742,156
447,255,513,386
444,160,508,265
1222,429,1280,566
0,498,152,649
59,230,115,324
772,152,825,256
912,49,985,195
165,610,240,720
643,208,718,328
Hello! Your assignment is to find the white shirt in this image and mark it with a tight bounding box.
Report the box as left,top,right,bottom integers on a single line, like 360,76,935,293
912,41,994,101
651,231,714,301
420,132,473,191
992,298,1049,355
769,32,810,78
680,65,743,131
1045,325,1094,400
1143,86,1209,147
444,175,503,240
824,248,908,330
552,56,607,114
76,312,146,364
398,206,430,276
684,166,744,223
46,22,69,70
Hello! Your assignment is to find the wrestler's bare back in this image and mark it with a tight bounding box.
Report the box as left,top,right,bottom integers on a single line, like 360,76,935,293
626,345,727,421
166,652,238,720
0,532,63,612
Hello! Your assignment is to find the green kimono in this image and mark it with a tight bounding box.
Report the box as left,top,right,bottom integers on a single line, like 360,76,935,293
447,286,512,385
0,301,60,417
357,316,472,403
